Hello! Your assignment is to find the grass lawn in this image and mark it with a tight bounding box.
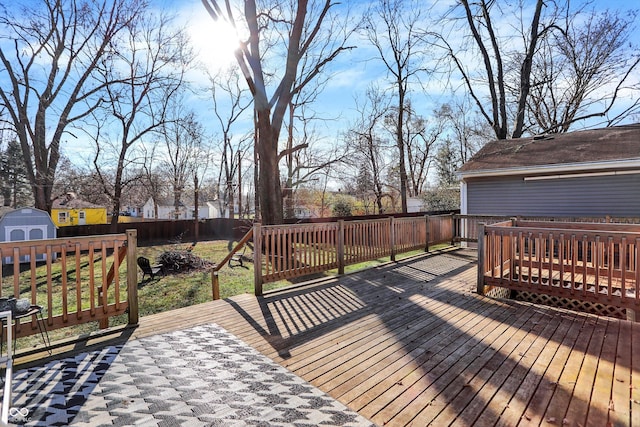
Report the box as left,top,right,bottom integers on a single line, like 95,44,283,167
7,238,447,351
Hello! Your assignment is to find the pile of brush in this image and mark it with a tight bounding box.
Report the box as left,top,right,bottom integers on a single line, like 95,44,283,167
156,250,213,273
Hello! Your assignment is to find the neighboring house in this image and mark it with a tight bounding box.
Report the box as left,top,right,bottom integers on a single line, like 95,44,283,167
0,207,57,263
206,201,223,219
51,192,108,227
407,197,425,213
289,206,312,219
120,205,143,217
457,124,640,217
143,197,220,220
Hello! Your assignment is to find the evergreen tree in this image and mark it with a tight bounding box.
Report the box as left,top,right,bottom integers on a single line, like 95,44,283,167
0,139,32,207
332,197,353,217
435,140,460,187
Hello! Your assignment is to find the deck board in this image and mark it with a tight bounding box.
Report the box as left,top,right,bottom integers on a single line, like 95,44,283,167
95,248,639,426
331,293,498,404
376,297,532,425
423,304,545,426
497,309,578,427
472,308,565,427
587,319,619,426
448,305,544,426
517,313,588,426
542,315,598,423
609,319,631,426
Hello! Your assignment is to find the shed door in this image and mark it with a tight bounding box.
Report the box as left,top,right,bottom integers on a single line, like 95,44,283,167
78,210,86,225
9,228,25,242
4,226,47,264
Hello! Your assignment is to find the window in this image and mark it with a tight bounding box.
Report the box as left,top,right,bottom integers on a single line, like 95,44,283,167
58,212,68,223
79,211,86,220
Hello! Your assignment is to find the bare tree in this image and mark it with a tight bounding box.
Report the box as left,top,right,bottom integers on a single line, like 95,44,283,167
431,1,640,139
90,11,191,226
139,144,169,219
283,132,347,219
436,100,492,164
0,0,143,212
431,0,551,139
202,0,356,224
527,8,640,132
208,67,253,219
346,86,393,215
279,23,349,219
160,108,206,220
282,92,347,218
384,101,443,197
53,156,112,207
365,0,430,212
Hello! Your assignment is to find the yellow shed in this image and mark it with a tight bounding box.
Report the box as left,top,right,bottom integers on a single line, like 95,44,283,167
51,193,108,227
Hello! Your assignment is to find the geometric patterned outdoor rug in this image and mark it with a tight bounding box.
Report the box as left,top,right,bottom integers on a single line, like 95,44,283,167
7,323,376,426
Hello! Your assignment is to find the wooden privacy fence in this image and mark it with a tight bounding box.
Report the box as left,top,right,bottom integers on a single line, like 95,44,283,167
478,220,640,320
251,215,455,295
0,230,138,341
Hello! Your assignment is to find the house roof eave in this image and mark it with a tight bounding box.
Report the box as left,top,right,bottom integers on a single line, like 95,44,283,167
457,158,640,180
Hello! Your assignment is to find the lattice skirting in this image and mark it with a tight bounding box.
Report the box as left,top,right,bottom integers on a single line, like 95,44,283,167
484,286,511,299
513,290,628,320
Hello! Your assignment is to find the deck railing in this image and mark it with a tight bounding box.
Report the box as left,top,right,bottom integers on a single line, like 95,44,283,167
253,215,455,295
0,230,138,340
478,220,640,318
454,214,640,243
454,215,514,243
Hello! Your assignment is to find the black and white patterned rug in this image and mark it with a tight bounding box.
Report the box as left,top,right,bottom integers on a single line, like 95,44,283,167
6,323,375,426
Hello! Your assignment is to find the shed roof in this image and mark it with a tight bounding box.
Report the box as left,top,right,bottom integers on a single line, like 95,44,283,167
0,207,56,225
0,207,15,219
458,123,640,177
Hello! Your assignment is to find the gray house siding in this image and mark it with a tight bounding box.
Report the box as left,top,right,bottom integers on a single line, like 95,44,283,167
467,173,640,217
0,208,57,263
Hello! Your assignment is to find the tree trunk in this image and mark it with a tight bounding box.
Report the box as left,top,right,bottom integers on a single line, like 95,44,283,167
512,0,544,138
227,179,234,219
256,109,283,225
194,175,199,241
284,106,295,219
397,89,408,213
237,151,242,219
110,186,122,231
32,168,55,213
253,111,260,221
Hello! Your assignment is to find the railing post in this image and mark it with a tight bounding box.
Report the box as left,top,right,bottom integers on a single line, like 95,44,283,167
126,229,139,326
450,213,455,245
627,309,636,322
338,220,345,274
390,216,396,262
477,223,486,296
212,271,220,300
424,215,430,252
253,223,263,296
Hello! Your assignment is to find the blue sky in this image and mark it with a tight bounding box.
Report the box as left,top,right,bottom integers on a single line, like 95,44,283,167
3,0,639,177
170,0,640,145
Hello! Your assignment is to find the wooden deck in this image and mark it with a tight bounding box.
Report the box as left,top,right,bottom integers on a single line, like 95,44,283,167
32,247,640,426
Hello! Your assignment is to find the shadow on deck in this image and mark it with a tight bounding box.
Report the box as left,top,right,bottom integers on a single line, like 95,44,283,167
13,247,640,426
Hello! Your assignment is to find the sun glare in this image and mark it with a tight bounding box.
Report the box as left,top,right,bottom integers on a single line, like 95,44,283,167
190,12,240,71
